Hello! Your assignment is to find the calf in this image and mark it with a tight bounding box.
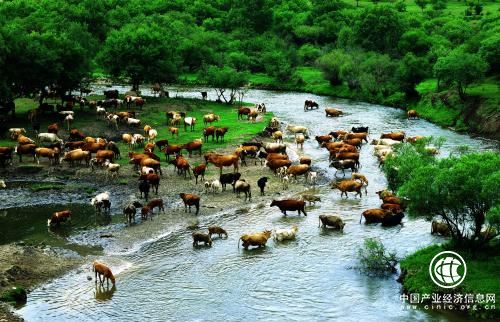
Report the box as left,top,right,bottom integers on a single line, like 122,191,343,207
208,226,228,238
146,198,165,214
192,163,207,184
257,177,268,196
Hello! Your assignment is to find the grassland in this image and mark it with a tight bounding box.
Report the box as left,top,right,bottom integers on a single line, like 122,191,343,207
1,96,272,167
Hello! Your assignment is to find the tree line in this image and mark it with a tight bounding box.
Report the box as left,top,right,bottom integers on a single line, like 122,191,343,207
0,0,497,104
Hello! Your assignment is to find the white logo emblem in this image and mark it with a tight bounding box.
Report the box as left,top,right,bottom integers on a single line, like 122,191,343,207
429,251,467,288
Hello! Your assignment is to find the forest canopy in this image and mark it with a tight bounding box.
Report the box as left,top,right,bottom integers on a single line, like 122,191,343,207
0,0,497,103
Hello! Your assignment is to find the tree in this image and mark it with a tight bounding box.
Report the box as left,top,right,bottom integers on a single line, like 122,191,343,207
414,0,428,12
357,238,398,274
200,66,248,104
396,53,430,96
98,20,181,91
386,148,499,248
433,48,488,99
479,34,500,73
354,5,406,56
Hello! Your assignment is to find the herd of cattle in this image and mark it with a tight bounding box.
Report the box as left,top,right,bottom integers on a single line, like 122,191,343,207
1,92,452,286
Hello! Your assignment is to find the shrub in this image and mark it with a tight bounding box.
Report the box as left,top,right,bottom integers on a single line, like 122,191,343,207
357,238,398,274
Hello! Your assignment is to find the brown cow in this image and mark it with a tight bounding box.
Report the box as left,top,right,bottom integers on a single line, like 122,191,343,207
205,153,239,174
203,126,216,142
171,155,191,178
95,150,115,162
342,139,362,149
83,142,106,154
321,141,344,151
239,230,272,250
180,193,200,215
343,132,368,143
325,108,343,117
329,130,348,140
380,132,405,141
338,145,358,153
147,173,160,194
299,156,312,165
287,164,310,182
381,203,404,214
61,149,91,166
169,127,179,137
69,129,86,141
164,144,183,161
147,198,165,213
270,199,307,216
360,209,392,223
93,261,116,287
216,127,228,143
192,231,212,246
266,159,292,173
238,107,251,120
47,123,59,134
140,158,162,175
407,109,419,119
35,147,60,165
315,135,333,144
331,180,365,198
17,135,35,145
208,226,228,238
65,141,85,150
266,153,288,161
182,140,202,157
48,210,71,226
16,144,37,162
431,220,450,236
192,163,206,184
352,173,369,185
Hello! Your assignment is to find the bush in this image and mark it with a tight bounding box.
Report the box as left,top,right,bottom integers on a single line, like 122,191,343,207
357,238,398,274
1,286,27,305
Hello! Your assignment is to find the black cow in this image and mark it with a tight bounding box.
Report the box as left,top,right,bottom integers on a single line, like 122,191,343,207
257,177,269,196
219,173,241,192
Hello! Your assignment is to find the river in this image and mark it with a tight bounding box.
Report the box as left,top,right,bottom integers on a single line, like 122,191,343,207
17,88,497,321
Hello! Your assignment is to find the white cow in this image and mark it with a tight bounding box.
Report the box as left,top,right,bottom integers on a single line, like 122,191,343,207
37,133,63,145
273,225,298,242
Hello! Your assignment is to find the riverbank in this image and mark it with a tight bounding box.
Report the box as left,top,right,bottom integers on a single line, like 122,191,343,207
0,243,85,321
399,242,500,319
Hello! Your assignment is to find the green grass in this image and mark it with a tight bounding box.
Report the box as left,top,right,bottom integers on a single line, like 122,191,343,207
2,96,271,167
400,242,500,318
343,0,500,16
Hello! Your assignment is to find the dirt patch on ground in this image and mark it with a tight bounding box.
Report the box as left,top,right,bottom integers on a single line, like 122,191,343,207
0,244,84,321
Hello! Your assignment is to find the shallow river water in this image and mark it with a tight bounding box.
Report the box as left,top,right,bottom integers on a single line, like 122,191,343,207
17,89,497,321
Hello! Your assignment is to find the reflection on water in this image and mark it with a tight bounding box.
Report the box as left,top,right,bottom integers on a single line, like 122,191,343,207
94,285,116,301
18,88,497,321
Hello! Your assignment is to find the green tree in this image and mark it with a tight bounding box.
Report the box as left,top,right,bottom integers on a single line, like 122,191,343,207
396,53,430,96
479,34,500,73
200,65,249,104
388,149,499,247
357,238,398,274
98,20,181,91
433,48,488,99
415,0,428,12
354,5,406,56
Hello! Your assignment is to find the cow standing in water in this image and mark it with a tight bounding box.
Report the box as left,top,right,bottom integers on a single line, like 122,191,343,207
93,261,116,287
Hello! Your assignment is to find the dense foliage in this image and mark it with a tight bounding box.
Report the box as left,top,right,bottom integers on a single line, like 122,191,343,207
384,145,500,248
357,238,398,274
0,0,498,104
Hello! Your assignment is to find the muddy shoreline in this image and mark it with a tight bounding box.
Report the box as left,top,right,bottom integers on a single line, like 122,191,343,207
0,136,318,321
